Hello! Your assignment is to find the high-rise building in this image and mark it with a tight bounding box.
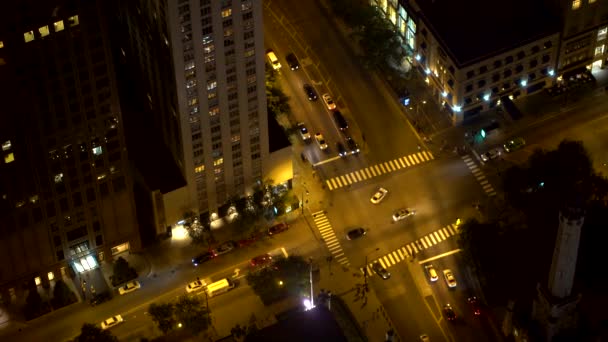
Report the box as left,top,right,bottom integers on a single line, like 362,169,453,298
167,0,269,217
0,0,182,308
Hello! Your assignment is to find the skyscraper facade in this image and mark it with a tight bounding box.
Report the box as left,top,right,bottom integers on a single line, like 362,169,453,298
167,0,269,217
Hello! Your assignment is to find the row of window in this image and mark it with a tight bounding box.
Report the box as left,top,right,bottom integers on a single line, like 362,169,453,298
464,42,553,80
464,59,551,94
22,16,79,43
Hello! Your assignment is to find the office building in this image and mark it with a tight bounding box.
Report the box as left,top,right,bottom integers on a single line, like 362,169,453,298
167,0,269,219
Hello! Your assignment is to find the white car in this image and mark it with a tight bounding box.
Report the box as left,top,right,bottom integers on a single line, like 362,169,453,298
480,147,502,162
370,187,388,204
322,93,336,110
392,208,415,221
101,315,123,330
296,122,311,141
443,269,457,288
315,133,328,150
186,279,206,293
118,280,140,295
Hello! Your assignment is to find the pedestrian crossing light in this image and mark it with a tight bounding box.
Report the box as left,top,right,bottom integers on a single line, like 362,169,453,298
480,129,486,139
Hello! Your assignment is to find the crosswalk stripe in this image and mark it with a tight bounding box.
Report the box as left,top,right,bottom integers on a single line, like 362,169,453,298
429,234,437,244
335,177,343,188
434,231,442,241
408,155,416,165
339,175,347,185
420,239,428,248
379,258,388,268
438,230,446,240
345,174,353,184
442,227,452,237
369,166,377,177
392,160,401,170
399,158,406,168
353,172,362,182
326,180,333,190
402,156,410,166
328,178,336,189
377,164,384,174
392,251,401,262
397,249,405,259
364,168,372,178
401,247,409,257
377,164,385,174
357,170,366,180
406,244,413,254
387,253,396,264
417,152,426,161
426,151,434,160
483,184,494,191
411,243,419,253
451,224,459,233
412,154,420,164
384,162,392,171
389,160,398,170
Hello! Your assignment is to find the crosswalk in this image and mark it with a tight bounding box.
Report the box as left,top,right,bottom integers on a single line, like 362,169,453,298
361,221,460,275
462,155,496,197
325,151,435,191
311,211,350,266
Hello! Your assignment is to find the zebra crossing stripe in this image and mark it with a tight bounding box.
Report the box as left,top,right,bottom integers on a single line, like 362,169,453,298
378,164,386,174
345,174,353,184
379,258,388,268
364,168,372,178
412,154,420,164
385,162,393,171
334,177,342,188
399,158,406,168
425,236,433,246
426,151,434,160
401,247,409,257
387,253,396,264
397,248,405,259
417,152,426,161
420,239,428,248
326,180,333,190
403,156,411,166
353,172,362,182
339,175,347,185
438,229,446,240
370,166,377,177
408,155,416,165
390,160,399,170
411,243,419,253
429,234,437,244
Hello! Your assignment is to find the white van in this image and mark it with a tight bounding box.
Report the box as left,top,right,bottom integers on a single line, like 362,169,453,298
266,50,282,70
205,278,235,297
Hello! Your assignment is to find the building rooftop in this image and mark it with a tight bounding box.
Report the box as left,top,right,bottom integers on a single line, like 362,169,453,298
268,116,291,153
416,0,560,66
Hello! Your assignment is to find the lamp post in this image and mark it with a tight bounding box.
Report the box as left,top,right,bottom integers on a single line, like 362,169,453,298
364,248,380,290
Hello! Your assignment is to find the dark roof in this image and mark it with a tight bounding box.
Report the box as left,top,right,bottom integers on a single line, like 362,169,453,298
416,0,560,66
268,116,291,153
245,306,347,342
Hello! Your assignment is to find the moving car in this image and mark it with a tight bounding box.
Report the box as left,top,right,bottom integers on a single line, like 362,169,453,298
315,133,328,150
266,50,281,70
250,254,273,267
370,187,388,204
346,227,366,240
392,208,415,221
90,291,112,306
192,251,214,266
346,136,360,154
336,142,347,157
296,122,311,141
118,280,140,295
443,304,456,321
424,264,438,282
480,147,502,162
206,278,235,297
468,296,481,316
101,315,123,330
443,269,457,288
268,222,289,235
285,53,300,70
303,84,318,100
186,279,206,293
322,93,337,110
332,111,348,131
503,137,526,152
212,241,237,257
372,262,391,280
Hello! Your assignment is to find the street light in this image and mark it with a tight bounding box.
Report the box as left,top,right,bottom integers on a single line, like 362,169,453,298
364,248,380,291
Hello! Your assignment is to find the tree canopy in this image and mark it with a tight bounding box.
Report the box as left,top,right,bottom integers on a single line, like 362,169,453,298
246,255,310,305
74,323,118,342
148,295,211,336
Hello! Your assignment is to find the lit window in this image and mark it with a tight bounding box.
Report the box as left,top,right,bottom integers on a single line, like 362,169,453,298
54,20,64,32
188,97,198,106
571,0,581,9
214,158,224,166
2,140,11,151
242,1,252,11
68,15,79,27
4,152,14,163
221,9,232,18
15,200,25,208
54,173,64,183
39,25,50,37
595,45,605,56
24,31,35,43
231,135,241,142
48,272,55,281
208,92,217,100
209,107,220,116
184,61,195,70
204,44,215,54
0,41,4,48
97,173,107,180
35,277,42,286
29,195,39,203
195,165,205,173
92,146,103,155
207,80,217,90
599,27,607,41
214,167,223,175
244,49,254,57
590,0,596,3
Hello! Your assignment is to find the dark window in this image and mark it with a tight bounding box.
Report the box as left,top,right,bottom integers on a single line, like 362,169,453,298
19,213,29,227
46,202,56,217
505,56,514,64
93,221,101,232
502,82,511,90
448,66,455,75
492,73,500,82
479,66,488,74
531,46,540,54
86,188,96,202
529,59,538,68
492,87,499,94
421,28,427,37
56,250,64,261
515,65,524,73
464,97,472,105
517,51,526,60
494,60,502,68
113,176,126,192
466,70,475,79
99,182,109,197
503,69,512,77
95,234,103,246
420,41,427,49
465,84,473,92
542,54,550,63
478,79,486,88
54,235,62,246
66,226,87,241
33,207,43,222
60,198,69,212
447,79,454,87
544,41,552,49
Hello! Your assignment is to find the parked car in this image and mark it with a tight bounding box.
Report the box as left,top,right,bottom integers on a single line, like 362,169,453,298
346,136,360,154
392,208,415,221
101,315,124,330
90,291,112,306
333,111,348,130
443,304,456,321
322,93,337,110
250,254,273,267
266,50,281,70
296,122,311,141
336,142,347,157
443,269,457,288
372,262,391,280
192,251,215,266
370,187,388,204
468,296,481,316
212,241,237,257
303,84,318,100
285,53,300,70
424,264,438,282
346,227,366,240
268,222,289,235
480,147,502,162
118,280,140,295
315,133,328,150
503,137,526,152
186,279,206,293
238,231,263,247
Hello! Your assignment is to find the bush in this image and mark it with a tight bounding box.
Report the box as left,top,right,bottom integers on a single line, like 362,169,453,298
111,257,138,286
51,279,77,309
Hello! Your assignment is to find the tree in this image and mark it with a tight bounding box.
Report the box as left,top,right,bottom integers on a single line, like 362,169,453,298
149,302,176,335
23,287,43,320
75,323,118,342
52,279,76,308
110,257,137,286
173,295,211,335
246,255,310,305
184,218,208,245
